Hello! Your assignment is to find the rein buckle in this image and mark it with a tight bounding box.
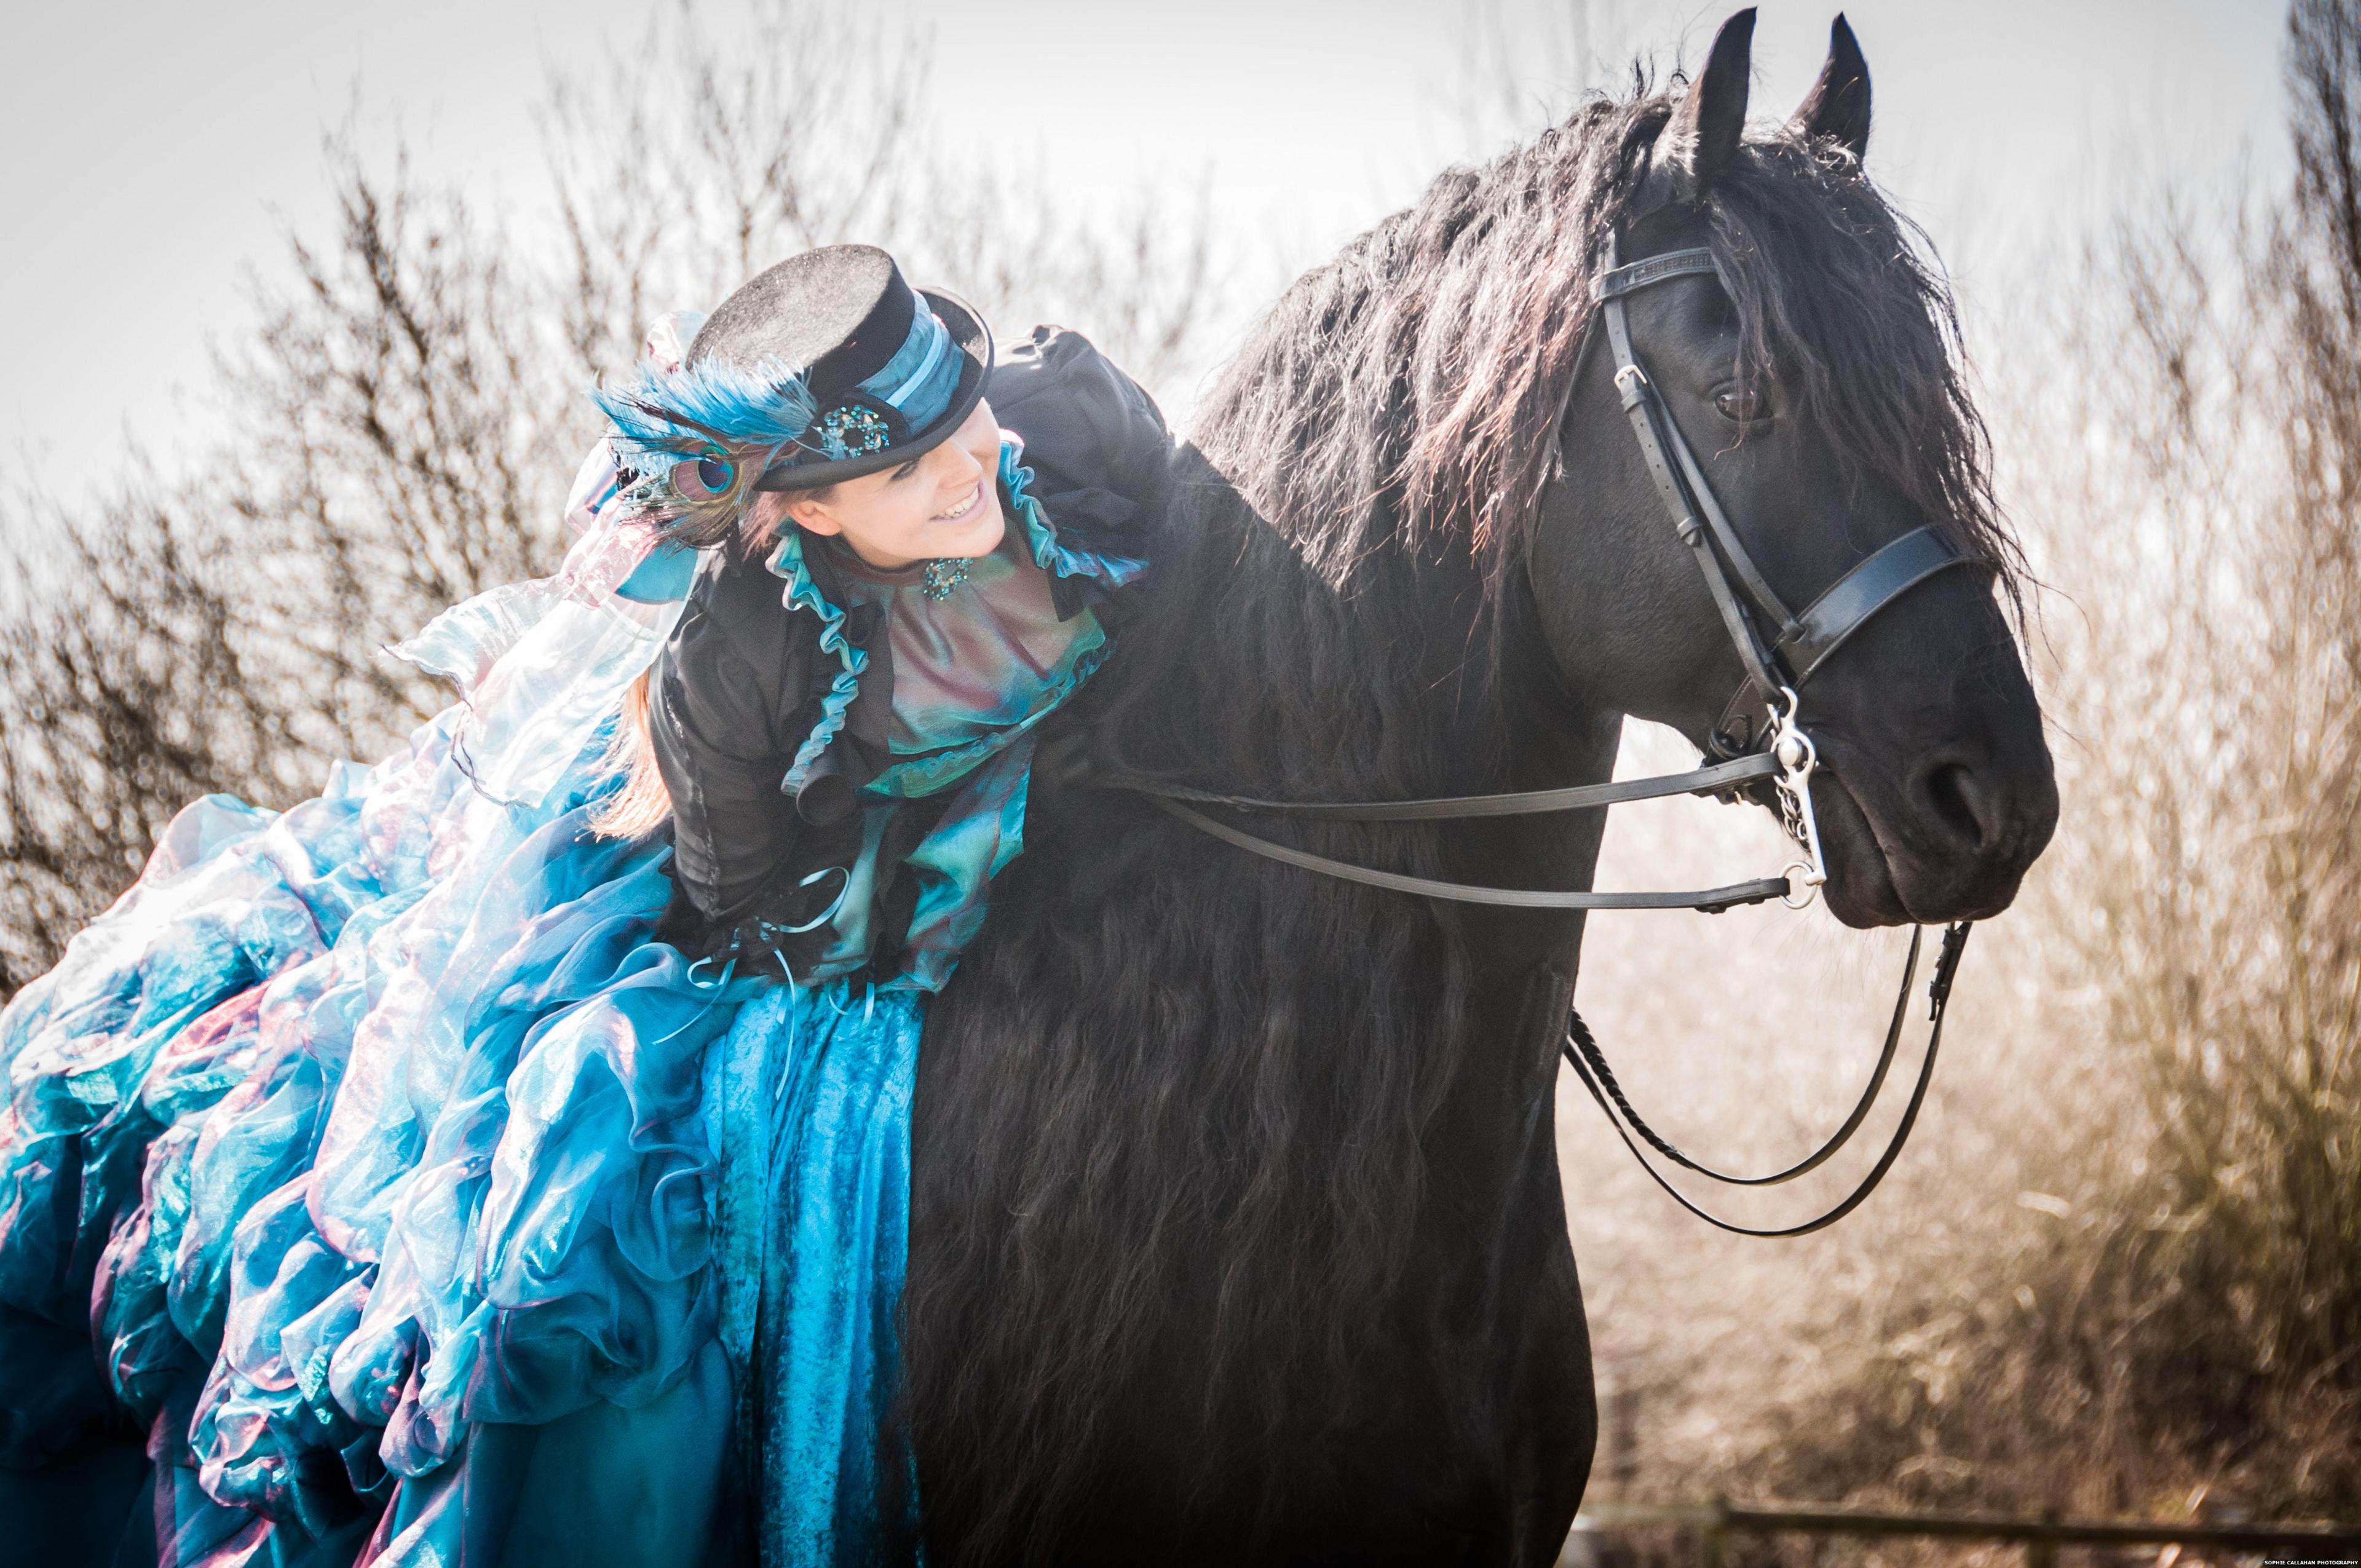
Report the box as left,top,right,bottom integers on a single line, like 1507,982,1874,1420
1766,686,1831,909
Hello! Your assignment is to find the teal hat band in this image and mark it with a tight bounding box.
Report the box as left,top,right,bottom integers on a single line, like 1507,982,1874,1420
802,304,965,464
863,306,959,430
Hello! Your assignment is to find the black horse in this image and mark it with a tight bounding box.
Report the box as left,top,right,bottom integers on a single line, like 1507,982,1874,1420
905,12,2058,1564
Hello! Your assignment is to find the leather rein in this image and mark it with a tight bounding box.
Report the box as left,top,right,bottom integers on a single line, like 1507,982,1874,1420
1101,238,1990,1235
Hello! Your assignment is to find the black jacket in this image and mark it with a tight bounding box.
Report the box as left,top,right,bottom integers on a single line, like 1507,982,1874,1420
647,325,1171,978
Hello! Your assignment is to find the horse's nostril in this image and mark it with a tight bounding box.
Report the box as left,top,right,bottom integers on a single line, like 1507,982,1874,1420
1923,762,1988,850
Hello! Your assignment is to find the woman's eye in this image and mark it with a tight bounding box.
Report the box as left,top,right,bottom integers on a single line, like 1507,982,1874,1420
1714,388,1766,422
890,457,922,481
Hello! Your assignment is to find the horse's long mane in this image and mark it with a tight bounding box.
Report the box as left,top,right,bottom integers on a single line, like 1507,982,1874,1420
1191,82,2017,614
904,76,2018,1556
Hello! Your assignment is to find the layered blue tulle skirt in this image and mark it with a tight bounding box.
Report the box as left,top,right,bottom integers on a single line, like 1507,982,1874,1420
0,697,923,1565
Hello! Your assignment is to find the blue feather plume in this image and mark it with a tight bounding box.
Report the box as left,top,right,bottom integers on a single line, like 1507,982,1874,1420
591,355,825,547
591,355,820,453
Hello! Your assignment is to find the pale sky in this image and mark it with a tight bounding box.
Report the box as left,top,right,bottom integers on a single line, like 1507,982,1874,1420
0,0,2286,502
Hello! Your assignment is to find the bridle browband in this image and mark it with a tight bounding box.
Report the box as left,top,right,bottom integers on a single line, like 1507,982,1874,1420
1097,236,1993,1235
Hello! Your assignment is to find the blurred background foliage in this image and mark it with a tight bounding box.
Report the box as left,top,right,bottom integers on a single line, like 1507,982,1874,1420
2,0,2354,1523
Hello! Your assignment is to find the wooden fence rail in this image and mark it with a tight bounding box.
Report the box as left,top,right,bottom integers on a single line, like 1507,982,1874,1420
1566,1499,2361,1568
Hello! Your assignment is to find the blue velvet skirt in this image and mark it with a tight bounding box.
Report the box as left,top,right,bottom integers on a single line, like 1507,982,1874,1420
0,707,922,1566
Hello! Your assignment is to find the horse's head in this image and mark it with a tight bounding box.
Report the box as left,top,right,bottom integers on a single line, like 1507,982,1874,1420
1527,10,2058,927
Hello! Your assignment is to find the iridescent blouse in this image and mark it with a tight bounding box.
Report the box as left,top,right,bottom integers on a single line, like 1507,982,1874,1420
826,528,1105,796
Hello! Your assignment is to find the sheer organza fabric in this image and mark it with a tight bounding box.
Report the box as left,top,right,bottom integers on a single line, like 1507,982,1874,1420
0,428,914,1564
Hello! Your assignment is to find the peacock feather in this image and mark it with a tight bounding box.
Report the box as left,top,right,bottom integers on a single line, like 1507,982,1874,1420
591,355,823,548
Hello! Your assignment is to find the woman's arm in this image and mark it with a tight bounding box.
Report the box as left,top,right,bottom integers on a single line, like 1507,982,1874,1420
989,326,1173,547
647,548,817,948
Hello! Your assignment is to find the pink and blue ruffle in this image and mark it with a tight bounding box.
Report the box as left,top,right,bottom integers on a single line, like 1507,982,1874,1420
0,435,902,1564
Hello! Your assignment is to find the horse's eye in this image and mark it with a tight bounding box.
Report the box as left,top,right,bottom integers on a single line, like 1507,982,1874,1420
1714,388,1765,422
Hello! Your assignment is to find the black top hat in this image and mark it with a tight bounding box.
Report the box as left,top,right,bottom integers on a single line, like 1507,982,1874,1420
686,245,994,490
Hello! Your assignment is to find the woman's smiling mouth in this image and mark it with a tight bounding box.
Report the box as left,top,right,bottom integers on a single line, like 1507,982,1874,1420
931,483,984,525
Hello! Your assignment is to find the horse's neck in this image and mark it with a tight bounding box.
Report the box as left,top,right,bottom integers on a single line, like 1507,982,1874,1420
1149,480,1623,986
1439,596,1624,988
1141,490,1492,792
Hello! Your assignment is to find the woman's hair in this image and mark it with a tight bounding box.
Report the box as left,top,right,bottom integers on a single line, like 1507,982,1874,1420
588,671,673,839
737,482,832,557
587,483,835,839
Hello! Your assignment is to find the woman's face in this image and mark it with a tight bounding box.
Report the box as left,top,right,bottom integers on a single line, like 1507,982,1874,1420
786,397,1005,569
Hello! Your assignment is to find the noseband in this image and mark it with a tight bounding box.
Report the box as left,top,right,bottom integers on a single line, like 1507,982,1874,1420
1101,236,1993,1234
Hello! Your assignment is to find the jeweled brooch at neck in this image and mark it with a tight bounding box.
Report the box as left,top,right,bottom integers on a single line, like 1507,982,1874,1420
920,558,971,602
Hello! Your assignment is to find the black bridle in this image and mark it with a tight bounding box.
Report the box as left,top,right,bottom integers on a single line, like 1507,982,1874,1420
1102,239,1990,1235
1591,236,1982,758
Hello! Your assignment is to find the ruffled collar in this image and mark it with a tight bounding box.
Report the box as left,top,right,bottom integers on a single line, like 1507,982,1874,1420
761,435,1145,794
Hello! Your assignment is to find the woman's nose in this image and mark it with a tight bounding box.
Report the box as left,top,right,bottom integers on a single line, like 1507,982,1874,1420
931,440,983,489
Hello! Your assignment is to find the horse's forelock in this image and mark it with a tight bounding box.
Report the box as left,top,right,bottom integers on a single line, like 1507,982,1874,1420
1707,139,2027,611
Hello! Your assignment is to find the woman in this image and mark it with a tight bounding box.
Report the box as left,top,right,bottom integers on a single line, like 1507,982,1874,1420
0,244,1170,1567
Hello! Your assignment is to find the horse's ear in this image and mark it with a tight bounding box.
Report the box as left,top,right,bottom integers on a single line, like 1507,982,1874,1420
1640,9,1755,208
1789,14,1872,160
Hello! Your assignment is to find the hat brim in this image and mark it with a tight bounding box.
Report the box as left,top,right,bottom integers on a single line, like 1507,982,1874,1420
750,287,994,491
